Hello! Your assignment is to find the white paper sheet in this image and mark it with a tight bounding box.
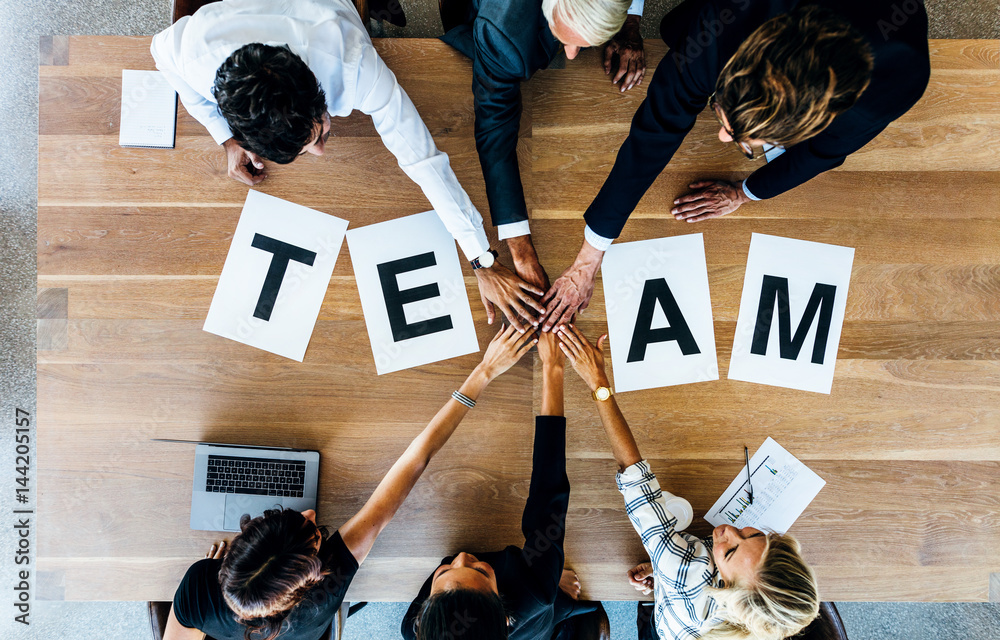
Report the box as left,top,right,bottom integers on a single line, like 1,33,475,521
119,70,177,148
601,234,718,392
705,437,825,534
728,233,854,394
347,211,479,374
203,191,348,361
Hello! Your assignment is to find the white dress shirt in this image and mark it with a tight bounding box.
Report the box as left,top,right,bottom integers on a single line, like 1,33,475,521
151,0,491,260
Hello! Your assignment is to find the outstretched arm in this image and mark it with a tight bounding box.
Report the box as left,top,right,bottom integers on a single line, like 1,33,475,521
338,326,537,564
557,325,641,471
538,331,565,417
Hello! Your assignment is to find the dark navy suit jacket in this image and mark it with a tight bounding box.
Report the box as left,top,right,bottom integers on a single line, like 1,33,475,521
584,0,930,240
442,0,562,229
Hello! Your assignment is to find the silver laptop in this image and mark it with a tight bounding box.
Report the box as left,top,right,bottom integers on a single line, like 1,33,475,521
154,439,319,532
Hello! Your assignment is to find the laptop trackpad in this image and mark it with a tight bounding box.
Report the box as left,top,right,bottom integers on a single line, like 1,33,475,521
224,494,281,531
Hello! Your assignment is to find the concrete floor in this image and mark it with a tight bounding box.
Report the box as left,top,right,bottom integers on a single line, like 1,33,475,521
1,1,998,638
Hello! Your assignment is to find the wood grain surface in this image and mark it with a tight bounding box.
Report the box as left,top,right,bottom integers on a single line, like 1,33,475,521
37,37,1000,603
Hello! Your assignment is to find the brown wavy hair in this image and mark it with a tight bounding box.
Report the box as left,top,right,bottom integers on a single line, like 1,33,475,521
714,5,874,148
218,508,330,640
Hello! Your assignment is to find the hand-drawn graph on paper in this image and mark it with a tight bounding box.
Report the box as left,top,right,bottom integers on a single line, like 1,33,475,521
705,438,825,533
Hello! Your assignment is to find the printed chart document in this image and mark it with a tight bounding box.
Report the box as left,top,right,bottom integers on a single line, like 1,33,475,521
705,437,825,533
119,70,177,148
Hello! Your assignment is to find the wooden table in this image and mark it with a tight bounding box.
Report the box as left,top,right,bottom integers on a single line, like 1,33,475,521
37,36,1000,603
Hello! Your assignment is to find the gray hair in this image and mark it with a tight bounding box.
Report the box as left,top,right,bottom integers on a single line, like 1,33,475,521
542,0,631,47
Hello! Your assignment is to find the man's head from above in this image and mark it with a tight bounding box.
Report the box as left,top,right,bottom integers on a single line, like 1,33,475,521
213,43,330,164
713,5,874,152
708,526,820,640
414,552,507,639
218,508,327,628
543,0,631,60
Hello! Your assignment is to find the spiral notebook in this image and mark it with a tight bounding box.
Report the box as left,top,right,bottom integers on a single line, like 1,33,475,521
119,70,177,149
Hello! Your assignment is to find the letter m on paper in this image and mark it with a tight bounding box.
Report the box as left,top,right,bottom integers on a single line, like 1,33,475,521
750,276,836,365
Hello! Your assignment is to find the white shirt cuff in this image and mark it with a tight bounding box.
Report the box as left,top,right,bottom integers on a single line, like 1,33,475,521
762,142,786,163
497,221,531,241
584,224,615,251
207,118,235,147
457,227,492,261
627,0,644,16
741,179,761,201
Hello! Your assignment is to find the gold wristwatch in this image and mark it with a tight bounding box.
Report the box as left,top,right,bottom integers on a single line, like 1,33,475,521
592,386,613,402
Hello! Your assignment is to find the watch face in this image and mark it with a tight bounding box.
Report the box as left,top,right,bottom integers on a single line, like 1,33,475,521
595,387,611,401
479,251,495,268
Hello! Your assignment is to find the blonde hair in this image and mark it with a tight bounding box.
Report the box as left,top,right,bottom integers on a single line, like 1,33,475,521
542,0,631,47
702,534,819,640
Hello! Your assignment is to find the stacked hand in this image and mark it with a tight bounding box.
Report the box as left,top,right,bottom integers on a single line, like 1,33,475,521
628,561,655,595
536,330,565,368
476,263,545,332
556,324,609,391
540,241,604,332
477,324,538,381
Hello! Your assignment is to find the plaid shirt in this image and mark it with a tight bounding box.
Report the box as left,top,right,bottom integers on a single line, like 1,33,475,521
617,460,724,640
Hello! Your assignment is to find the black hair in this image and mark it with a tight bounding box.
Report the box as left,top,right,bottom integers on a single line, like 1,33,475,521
213,43,328,164
218,508,330,640
415,589,509,640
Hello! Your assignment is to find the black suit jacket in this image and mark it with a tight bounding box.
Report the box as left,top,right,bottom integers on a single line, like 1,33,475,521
584,0,930,240
401,416,593,640
441,0,562,229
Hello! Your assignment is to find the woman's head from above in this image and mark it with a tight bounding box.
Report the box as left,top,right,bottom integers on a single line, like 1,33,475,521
218,508,327,638
712,5,874,155
415,552,508,639
708,526,819,640
543,0,631,60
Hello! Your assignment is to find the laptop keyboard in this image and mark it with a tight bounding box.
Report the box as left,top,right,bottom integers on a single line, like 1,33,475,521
206,455,307,498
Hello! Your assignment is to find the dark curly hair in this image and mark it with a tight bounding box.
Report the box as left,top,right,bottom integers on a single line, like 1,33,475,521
218,508,330,640
213,43,328,164
415,588,509,640
715,5,874,148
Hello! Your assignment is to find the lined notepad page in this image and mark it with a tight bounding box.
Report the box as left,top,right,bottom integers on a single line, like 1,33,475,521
119,70,177,148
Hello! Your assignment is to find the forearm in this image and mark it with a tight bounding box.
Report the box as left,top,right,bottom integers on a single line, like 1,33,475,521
163,606,204,640
595,396,642,472
340,365,492,562
570,239,606,281
506,234,538,266
541,362,565,417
